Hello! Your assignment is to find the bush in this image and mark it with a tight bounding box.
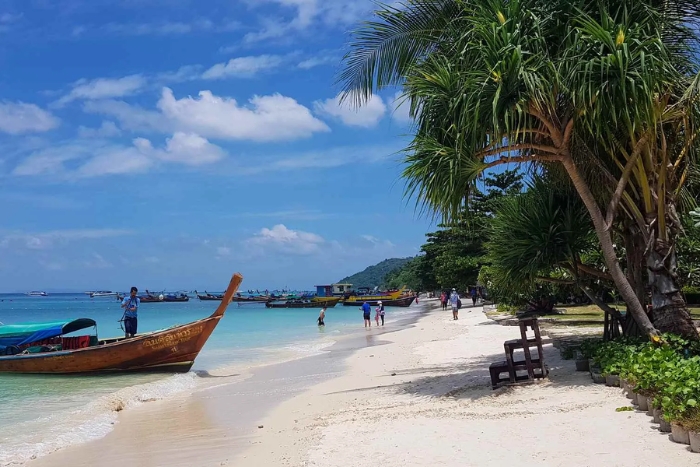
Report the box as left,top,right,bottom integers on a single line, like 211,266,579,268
584,335,700,425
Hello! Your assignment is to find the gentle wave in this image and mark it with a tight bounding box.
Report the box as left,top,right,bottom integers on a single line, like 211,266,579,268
0,372,200,466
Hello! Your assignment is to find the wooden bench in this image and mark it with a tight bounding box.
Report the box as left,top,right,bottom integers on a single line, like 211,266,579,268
489,318,549,389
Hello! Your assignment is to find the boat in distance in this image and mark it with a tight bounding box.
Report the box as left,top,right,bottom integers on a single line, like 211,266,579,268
0,272,243,374
342,295,416,308
26,291,48,297
265,297,341,309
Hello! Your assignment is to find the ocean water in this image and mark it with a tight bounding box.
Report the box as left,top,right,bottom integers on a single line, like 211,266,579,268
0,293,421,465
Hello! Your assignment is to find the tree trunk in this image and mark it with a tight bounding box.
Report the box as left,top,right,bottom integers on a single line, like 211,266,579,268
648,238,699,339
561,158,658,337
624,227,647,307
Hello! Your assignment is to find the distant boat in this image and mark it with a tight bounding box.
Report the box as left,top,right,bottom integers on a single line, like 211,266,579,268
197,291,224,301
26,291,48,297
265,298,341,309
342,294,416,308
87,291,118,298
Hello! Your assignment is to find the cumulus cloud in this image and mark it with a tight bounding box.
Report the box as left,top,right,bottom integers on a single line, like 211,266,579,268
77,121,122,138
54,75,147,107
247,224,325,255
13,132,226,178
202,55,284,79
314,93,386,128
86,87,329,142
389,91,413,124
0,229,133,250
0,102,59,134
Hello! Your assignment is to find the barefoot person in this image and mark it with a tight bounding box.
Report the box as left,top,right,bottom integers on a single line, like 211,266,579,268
361,301,371,327
318,306,326,326
120,287,140,338
449,288,460,320
375,302,381,326
378,300,385,326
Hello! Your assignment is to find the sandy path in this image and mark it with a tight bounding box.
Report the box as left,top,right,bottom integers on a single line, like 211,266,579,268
237,300,697,467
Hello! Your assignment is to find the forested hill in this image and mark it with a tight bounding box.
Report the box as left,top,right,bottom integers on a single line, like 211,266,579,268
338,258,414,288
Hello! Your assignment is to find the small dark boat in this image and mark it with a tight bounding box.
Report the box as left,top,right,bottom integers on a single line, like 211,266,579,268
342,295,416,308
231,293,269,303
163,293,189,302
0,272,243,374
197,292,224,301
266,298,340,309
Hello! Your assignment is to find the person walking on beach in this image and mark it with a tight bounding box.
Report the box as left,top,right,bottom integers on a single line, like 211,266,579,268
318,306,326,326
374,301,382,326
361,301,371,327
449,288,460,320
440,292,447,310
378,300,385,326
121,287,140,338
471,288,478,307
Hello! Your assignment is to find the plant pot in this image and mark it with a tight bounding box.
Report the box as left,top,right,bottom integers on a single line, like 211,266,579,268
605,374,620,387
637,395,649,412
575,358,590,372
659,417,672,433
591,372,606,384
690,431,700,453
646,404,654,417
671,424,690,445
653,408,662,424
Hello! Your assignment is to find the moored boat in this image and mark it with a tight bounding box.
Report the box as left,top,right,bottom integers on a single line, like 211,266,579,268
342,294,416,308
88,291,118,298
265,297,341,309
26,291,48,297
0,272,243,373
197,291,224,301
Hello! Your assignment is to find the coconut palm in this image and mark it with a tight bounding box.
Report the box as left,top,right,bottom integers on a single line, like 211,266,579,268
340,0,700,338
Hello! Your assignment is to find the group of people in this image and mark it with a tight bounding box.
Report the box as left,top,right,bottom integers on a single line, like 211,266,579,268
439,287,483,320
317,301,387,328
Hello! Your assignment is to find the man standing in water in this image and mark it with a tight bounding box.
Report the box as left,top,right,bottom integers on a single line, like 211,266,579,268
361,301,371,327
318,306,326,326
450,288,460,320
121,287,140,338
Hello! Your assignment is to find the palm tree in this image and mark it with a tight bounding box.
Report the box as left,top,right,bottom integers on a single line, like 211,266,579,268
339,0,700,339
487,176,622,319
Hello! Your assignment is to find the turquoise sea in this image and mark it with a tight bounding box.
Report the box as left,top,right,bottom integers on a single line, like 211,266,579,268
0,293,421,465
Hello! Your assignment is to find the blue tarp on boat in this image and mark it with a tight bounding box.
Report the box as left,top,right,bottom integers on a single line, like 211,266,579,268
0,319,96,347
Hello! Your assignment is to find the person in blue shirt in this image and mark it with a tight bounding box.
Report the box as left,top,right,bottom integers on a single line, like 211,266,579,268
361,301,372,327
450,288,460,320
121,286,140,338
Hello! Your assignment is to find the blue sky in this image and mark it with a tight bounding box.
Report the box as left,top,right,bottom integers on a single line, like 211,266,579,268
0,0,433,292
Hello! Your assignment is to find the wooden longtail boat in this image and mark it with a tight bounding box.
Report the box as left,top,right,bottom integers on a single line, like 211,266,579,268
343,288,406,302
265,297,341,309
231,294,269,303
0,273,243,374
342,294,416,308
196,292,224,301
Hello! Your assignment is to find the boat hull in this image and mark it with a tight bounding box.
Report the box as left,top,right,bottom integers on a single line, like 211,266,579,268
0,316,219,373
197,294,222,301
342,295,416,308
266,298,340,309
0,272,243,374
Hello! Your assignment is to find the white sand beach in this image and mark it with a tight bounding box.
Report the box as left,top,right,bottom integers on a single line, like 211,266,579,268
30,299,697,466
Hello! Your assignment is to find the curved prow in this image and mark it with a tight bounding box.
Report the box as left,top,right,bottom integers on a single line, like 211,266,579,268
211,273,244,318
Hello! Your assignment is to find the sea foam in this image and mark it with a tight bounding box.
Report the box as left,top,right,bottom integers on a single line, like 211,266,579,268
0,372,200,466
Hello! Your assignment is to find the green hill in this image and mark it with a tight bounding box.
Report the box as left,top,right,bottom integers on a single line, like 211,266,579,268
338,258,414,289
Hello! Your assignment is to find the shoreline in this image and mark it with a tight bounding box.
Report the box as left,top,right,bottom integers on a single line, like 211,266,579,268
28,299,699,466
26,304,427,467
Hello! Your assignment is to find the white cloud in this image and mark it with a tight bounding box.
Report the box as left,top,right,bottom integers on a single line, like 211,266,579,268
55,75,147,107
156,65,203,83
86,87,328,142
0,229,133,250
202,55,284,80
99,19,239,36
157,88,329,141
361,235,396,248
0,102,59,134
244,0,374,43
84,253,113,269
297,54,336,69
236,143,397,174
389,91,412,124
314,93,386,128
247,224,325,255
13,133,226,178
77,121,122,138
216,246,232,256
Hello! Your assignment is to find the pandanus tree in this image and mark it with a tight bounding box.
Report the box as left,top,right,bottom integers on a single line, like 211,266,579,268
340,0,700,339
